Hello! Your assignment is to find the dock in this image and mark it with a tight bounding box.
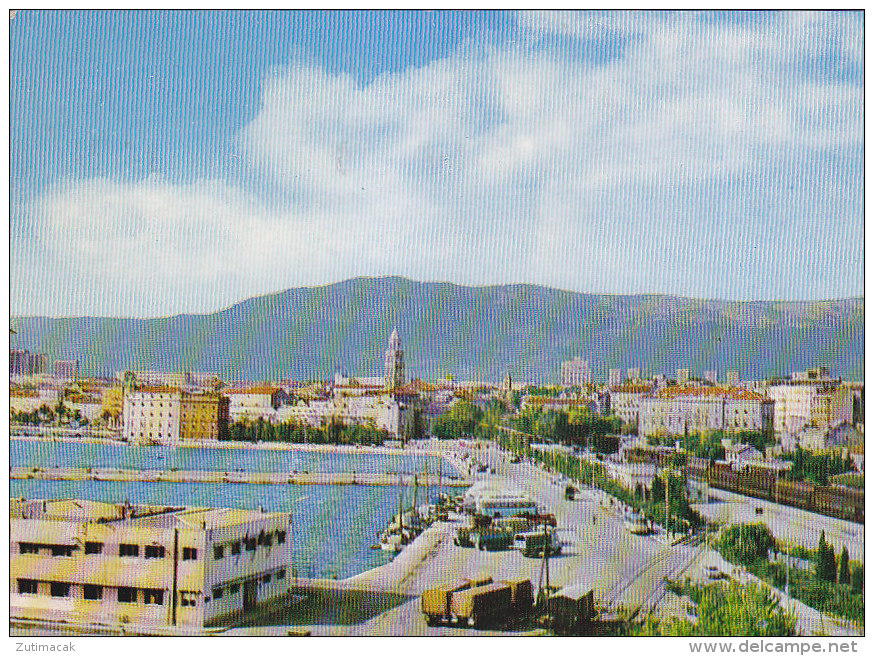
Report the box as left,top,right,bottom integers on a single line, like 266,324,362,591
10,466,470,487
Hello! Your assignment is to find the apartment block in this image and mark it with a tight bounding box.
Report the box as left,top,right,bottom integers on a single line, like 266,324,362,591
123,388,229,445
638,386,774,439
10,499,293,629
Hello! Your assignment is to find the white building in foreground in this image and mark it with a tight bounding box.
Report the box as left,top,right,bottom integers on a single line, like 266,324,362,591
10,499,293,630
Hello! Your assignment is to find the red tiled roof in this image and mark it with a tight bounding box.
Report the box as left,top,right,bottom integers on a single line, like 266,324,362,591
654,386,767,401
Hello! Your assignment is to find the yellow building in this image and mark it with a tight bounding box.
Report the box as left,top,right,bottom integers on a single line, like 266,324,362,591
180,393,230,443
123,388,229,445
10,498,294,630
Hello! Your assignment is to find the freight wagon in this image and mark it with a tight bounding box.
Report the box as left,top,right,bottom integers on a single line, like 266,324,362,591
449,581,513,628
421,577,493,625
547,584,595,635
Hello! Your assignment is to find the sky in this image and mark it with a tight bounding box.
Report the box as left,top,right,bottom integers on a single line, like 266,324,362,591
10,10,863,317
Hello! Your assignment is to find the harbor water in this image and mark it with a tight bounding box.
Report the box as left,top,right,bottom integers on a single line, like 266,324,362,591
10,440,465,581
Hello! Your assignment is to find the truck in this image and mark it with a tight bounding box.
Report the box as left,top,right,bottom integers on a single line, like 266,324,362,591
477,530,514,551
545,584,595,635
421,576,494,625
517,529,562,558
449,582,513,628
504,577,534,616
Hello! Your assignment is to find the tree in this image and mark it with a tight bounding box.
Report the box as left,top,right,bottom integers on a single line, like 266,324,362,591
850,566,863,594
651,477,664,503
817,531,836,582
837,546,850,586
716,523,776,569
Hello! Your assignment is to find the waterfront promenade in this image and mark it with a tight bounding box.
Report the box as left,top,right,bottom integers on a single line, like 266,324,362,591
9,466,469,487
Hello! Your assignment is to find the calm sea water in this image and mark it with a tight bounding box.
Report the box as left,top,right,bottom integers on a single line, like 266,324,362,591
10,440,459,475
10,440,464,580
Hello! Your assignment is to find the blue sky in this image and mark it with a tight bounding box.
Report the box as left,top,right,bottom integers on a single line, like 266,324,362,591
10,10,863,317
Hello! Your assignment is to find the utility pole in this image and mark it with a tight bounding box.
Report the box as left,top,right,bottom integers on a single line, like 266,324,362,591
664,469,670,542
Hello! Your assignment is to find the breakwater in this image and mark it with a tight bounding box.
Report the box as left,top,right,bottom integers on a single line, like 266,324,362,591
10,466,469,487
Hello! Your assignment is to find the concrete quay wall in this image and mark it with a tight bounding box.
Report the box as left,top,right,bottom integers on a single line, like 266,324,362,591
10,466,469,487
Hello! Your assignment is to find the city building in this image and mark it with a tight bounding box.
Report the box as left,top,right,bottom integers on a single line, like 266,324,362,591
225,387,288,423
181,393,230,443
704,371,717,385
610,383,655,429
10,498,293,629
638,386,774,439
607,368,624,388
560,357,591,387
123,388,229,445
768,368,853,435
53,360,80,381
676,368,690,385
11,349,47,377
626,367,641,383
384,328,405,391
726,370,740,386
796,422,863,452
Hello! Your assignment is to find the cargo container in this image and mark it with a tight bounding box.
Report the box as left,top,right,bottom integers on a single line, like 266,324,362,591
449,582,512,628
503,577,534,615
421,580,472,626
548,584,595,635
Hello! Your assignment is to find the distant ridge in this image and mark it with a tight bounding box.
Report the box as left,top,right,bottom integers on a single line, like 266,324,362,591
10,277,864,383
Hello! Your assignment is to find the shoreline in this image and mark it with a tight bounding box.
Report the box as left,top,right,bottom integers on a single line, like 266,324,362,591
10,434,447,457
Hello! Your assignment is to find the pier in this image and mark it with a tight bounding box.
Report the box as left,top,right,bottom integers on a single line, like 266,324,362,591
9,466,470,487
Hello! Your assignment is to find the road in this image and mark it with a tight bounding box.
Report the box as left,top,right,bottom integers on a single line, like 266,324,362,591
227,441,706,636
692,487,864,562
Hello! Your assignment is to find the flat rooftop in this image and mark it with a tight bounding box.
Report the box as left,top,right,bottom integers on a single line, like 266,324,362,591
11,498,278,529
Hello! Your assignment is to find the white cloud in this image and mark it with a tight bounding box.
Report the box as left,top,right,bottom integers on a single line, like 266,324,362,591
12,11,863,316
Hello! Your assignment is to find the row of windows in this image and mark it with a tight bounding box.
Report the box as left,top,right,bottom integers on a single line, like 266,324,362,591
211,569,286,599
19,542,197,560
213,531,285,559
17,580,166,605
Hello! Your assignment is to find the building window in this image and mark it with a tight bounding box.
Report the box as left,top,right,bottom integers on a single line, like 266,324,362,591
50,582,71,598
18,579,38,595
83,585,103,600
119,544,139,557
227,583,240,594
51,545,75,557
182,547,197,560
179,591,197,607
19,543,40,555
261,573,271,584
244,538,256,552
145,545,165,559
212,586,223,600
276,531,286,544
118,587,137,603
85,541,103,555
213,545,224,560
143,589,164,605
275,569,285,580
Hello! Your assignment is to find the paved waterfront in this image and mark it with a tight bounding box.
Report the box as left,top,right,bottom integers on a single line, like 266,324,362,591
225,442,861,637
10,466,468,487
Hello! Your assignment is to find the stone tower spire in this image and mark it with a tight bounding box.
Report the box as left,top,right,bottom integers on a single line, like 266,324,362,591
384,328,405,391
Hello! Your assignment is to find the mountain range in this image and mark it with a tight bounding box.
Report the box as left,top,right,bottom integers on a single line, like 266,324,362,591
10,277,864,384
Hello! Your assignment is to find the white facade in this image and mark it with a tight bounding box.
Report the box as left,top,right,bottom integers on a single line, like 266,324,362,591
10,499,294,629
277,393,407,437
726,370,740,386
227,389,279,422
384,329,405,391
608,368,624,388
704,371,718,385
560,357,591,387
676,368,690,385
123,389,182,444
638,387,774,438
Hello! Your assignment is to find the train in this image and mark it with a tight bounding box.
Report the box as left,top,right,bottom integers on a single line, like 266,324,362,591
694,461,864,524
